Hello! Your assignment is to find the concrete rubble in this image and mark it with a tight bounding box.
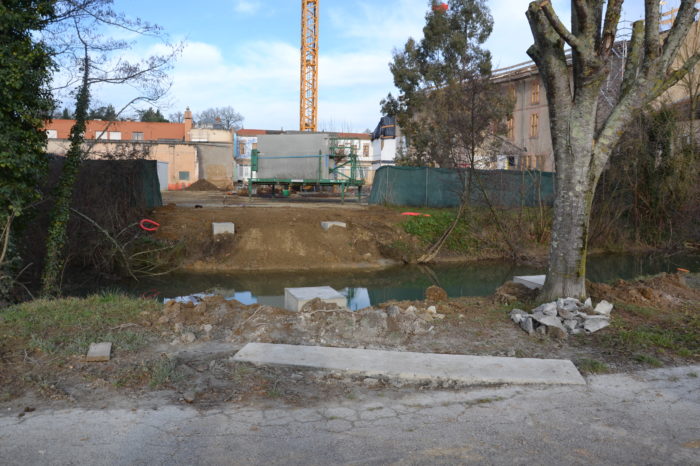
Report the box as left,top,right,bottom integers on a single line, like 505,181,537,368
510,298,614,338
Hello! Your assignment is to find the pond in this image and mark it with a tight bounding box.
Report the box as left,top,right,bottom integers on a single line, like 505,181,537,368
96,252,700,310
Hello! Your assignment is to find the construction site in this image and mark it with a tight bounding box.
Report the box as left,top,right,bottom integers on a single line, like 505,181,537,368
3,1,700,464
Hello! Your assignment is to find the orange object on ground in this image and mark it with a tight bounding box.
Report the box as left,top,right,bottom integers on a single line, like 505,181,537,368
401,212,432,217
139,219,160,232
677,268,690,273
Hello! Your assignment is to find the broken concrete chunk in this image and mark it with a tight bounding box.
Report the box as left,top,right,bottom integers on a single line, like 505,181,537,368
558,307,576,320
533,302,558,316
510,308,526,324
531,314,567,331
593,300,614,316
212,222,235,236
584,317,610,333
583,297,593,310
320,221,347,231
86,342,112,362
557,298,581,313
519,317,534,334
563,319,579,331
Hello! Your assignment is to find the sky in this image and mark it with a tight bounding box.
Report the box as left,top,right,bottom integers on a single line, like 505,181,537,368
85,0,663,132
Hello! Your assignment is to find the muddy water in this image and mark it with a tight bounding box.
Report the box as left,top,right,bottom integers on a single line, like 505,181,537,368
104,252,700,310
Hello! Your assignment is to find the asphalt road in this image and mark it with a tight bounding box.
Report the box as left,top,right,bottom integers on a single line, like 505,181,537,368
1,365,699,465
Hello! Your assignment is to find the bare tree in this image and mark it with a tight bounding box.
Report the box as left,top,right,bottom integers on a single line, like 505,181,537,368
169,111,184,123
196,106,244,130
526,0,699,300
40,0,181,296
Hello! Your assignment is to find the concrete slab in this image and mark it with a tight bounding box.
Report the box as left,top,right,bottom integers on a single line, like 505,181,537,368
212,222,235,236
320,221,347,231
86,342,112,362
284,286,347,312
513,275,546,289
233,343,586,386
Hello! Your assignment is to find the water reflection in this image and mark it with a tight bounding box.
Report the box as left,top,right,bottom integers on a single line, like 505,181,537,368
104,251,699,309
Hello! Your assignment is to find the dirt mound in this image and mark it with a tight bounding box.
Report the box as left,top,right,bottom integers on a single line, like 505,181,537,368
425,285,448,302
186,179,221,191
588,273,700,309
493,281,539,304
152,204,422,272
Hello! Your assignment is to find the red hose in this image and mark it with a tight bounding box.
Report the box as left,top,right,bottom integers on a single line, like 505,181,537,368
139,219,160,232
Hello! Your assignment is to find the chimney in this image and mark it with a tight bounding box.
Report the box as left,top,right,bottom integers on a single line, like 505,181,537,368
184,106,193,141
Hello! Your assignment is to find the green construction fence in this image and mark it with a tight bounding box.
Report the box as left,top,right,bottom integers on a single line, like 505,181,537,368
368,166,554,208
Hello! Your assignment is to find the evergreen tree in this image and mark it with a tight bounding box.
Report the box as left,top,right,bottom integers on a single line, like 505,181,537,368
0,0,55,218
138,107,169,122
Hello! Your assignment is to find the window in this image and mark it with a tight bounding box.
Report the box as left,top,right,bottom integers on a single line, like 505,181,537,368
109,131,121,140
239,142,245,156
529,113,539,138
252,142,258,150
95,130,108,140
506,116,514,140
46,129,58,139
132,132,144,141
531,81,540,104
363,143,369,157
178,171,190,181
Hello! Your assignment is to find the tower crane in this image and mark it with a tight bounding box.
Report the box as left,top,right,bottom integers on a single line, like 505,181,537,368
300,0,319,132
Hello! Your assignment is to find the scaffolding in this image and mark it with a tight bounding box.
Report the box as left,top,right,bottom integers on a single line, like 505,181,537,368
248,135,364,202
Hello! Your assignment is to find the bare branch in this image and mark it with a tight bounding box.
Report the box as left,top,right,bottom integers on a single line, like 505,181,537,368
537,0,583,51
660,0,699,71
644,0,661,63
599,0,624,57
621,20,646,98
654,50,700,96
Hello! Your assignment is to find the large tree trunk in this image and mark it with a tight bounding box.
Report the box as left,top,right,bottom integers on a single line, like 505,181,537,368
541,159,595,300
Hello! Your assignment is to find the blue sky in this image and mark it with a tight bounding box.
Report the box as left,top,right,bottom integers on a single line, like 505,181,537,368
95,0,658,131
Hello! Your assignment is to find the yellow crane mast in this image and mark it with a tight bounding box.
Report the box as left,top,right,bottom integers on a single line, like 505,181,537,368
300,0,319,132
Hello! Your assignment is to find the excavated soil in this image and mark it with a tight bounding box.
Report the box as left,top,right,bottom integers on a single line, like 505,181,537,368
152,204,424,271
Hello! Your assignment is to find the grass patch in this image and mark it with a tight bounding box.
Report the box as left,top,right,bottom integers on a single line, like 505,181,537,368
576,358,610,374
633,354,663,367
402,210,480,253
0,293,160,356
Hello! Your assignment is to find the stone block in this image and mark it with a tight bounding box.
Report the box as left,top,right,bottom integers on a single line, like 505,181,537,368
212,222,235,236
320,221,347,231
86,342,112,362
513,275,546,289
284,286,347,312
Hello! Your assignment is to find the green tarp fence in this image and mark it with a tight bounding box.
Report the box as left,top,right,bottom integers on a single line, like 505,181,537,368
369,166,554,208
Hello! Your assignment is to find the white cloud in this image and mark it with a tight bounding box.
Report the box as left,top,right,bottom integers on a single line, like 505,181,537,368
234,0,261,14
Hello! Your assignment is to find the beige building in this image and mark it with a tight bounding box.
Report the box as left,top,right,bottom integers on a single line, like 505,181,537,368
492,20,700,173
46,139,199,190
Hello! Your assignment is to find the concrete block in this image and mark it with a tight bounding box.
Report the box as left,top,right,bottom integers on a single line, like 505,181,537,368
233,343,586,386
284,286,347,312
513,275,546,289
212,222,235,236
320,221,347,231
86,342,112,362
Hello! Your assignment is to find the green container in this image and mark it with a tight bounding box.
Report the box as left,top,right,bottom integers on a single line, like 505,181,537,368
282,189,290,197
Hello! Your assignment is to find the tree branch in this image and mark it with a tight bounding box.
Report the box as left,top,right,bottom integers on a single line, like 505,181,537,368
599,0,624,57
537,0,583,51
659,0,699,72
644,0,662,64
621,20,645,98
